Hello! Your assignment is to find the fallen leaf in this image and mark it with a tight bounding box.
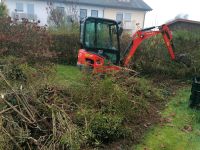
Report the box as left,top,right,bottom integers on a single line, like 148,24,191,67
144,147,149,150
184,125,193,132
144,122,152,128
181,125,193,133
160,117,173,123
166,124,175,127
169,112,176,117
160,144,165,148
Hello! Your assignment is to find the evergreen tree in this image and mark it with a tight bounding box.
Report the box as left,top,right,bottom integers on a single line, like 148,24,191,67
0,2,8,17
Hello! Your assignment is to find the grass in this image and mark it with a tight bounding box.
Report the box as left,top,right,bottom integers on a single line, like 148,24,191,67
55,65,82,85
135,88,200,150
2,64,200,149
55,65,200,149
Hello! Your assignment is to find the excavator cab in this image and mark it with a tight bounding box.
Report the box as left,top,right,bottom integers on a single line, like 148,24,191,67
78,17,122,72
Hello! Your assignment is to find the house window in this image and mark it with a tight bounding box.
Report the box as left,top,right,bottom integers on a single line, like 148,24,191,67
124,13,131,21
116,13,123,22
27,4,34,14
80,9,87,20
16,3,24,12
56,6,65,15
91,10,98,17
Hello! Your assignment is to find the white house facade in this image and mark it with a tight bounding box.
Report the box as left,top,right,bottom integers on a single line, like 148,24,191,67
3,0,152,32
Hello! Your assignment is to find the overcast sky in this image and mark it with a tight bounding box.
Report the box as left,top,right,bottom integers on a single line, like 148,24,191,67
143,0,200,27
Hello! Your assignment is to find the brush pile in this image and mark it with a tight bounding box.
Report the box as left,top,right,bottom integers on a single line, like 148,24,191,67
0,63,166,149
0,72,82,149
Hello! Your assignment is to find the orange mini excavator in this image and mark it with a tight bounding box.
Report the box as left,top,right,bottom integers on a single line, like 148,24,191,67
77,17,175,73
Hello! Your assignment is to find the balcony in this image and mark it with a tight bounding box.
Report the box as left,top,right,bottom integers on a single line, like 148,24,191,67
11,12,37,21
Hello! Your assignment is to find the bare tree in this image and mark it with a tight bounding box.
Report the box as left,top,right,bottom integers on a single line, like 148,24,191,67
175,14,189,19
166,13,189,23
66,0,79,23
46,1,67,27
46,0,79,28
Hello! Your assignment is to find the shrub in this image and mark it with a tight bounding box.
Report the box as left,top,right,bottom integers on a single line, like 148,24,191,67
0,56,56,88
127,30,200,79
50,32,79,65
75,108,131,145
70,75,164,146
89,113,129,143
120,32,132,53
0,56,27,83
0,17,52,62
0,16,80,65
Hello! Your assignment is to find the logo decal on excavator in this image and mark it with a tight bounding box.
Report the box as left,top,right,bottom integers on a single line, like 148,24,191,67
85,54,92,58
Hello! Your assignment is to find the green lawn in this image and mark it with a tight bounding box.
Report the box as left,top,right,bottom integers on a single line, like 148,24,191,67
55,65,200,149
135,88,200,150
55,65,82,86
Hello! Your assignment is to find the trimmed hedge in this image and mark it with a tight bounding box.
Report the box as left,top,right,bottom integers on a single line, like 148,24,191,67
0,17,52,62
120,30,200,79
50,32,79,65
0,17,80,65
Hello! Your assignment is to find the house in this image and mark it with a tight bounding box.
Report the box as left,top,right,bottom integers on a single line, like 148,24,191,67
167,19,200,31
3,0,152,32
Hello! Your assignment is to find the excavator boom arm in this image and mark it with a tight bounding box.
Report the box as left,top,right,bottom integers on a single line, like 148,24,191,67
123,24,175,67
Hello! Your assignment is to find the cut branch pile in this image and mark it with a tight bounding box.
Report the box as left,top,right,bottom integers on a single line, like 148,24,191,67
0,72,80,150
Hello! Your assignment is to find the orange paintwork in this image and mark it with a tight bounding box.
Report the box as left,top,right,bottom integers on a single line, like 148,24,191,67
77,23,175,73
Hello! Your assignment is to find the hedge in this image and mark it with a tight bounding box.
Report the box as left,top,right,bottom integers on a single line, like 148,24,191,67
130,30,200,79
50,30,200,79
0,17,52,62
50,32,79,65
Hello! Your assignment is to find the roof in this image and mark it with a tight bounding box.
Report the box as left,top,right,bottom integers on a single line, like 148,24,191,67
49,0,152,11
167,19,200,26
81,17,118,24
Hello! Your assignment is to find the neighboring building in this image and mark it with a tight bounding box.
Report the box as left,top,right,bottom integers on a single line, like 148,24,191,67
3,0,152,32
167,19,200,31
